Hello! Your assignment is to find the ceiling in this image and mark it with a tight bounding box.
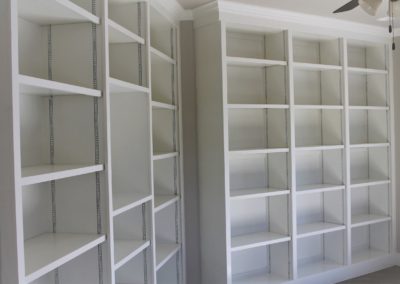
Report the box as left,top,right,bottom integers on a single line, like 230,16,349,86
176,0,393,27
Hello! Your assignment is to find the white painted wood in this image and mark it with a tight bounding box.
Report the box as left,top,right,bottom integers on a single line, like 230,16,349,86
153,152,179,160
156,243,180,270
114,240,150,270
296,184,345,195
348,67,387,75
226,56,286,67
297,223,346,239
21,164,104,186
351,214,391,228
231,232,290,252
152,101,177,110
154,195,179,213
151,47,176,65
109,77,150,94
230,188,289,200
18,0,100,24
108,19,145,44
230,148,289,155
113,193,152,217
227,104,289,109
293,62,342,71
19,75,102,97
24,233,106,283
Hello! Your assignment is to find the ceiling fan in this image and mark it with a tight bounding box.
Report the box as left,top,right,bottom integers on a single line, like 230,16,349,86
333,0,400,49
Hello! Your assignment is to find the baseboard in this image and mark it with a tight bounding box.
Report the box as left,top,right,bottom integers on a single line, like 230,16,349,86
288,254,398,284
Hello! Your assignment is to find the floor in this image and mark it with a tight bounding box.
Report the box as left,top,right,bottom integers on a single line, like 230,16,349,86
339,266,400,283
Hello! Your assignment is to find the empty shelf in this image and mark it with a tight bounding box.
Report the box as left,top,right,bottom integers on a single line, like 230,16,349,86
151,47,176,65
153,152,178,161
25,233,105,283
233,270,288,284
154,195,179,213
294,105,344,110
298,259,342,278
296,145,344,151
226,56,287,67
19,0,99,25
349,106,389,111
230,188,290,200
114,240,150,270
109,77,149,94
352,248,389,264
227,104,289,109
231,232,290,252
230,148,289,155
21,164,104,186
350,178,390,188
19,75,101,97
113,192,152,217
296,184,345,195
350,143,389,149
294,62,342,71
156,243,180,271
152,101,177,110
108,19,145,44
351,214,391,228
297,222,345,239
348,67,388,75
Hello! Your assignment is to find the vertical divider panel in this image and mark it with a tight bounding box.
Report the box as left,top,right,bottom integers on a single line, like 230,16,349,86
221,21,233,284
286,29,297,280
387,45,396,254
342,38,352,265
101,0,114,283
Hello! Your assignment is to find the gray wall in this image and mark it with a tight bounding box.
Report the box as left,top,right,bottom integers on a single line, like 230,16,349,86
394,37,400,253
180,21,202,284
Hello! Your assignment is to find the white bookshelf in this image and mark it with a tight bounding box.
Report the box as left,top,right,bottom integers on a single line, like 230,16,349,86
0,0,185,283
194,7,394,283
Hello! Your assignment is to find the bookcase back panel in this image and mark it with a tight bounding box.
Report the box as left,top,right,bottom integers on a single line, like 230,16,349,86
110,94,151,196
110,43,147,86
351,185,389,216
348,73,387,106
296,150,343,186
151,58,174,104
152,109,175,154
155,204,178,243
150,7,174,58
113,204,150,241
226,30,286,61
294,70,342,105
348,42,386,70
349,110,388,144
153,158,176,196
157,255,179,284
116,251,149,284
350,147,389,180
293,37,340,65
352,222,390,259
109,2,143,35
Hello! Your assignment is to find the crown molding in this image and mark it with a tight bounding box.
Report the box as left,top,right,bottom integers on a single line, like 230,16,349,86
193,0,391,43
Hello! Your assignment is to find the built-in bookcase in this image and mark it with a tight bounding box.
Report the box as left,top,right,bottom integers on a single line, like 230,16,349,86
0,0,184,283
195,14,394,283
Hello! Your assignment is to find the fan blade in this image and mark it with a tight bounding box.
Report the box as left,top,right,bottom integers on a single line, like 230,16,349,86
333,0,360,13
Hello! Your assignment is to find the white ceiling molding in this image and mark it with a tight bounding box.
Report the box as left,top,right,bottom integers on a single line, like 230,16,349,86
193,0,391,43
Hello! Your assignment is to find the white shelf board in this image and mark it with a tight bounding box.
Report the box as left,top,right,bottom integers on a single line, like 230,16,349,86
351,214,391,228
25,233,105,283
350,143,389,149
109,77,149,94
230,148,289,155
294,105,344,110
227,104,289,109
108,19,145,44
230,188,290,200
293,62,342,71
348,67,388,75
114,240,150,270
18,0,100,24
350,178,390,188
156,243,180,271
113,192,152,217
352,248,389,264
19,75,101,97
152,101,177,110
21,164,104,186
154,195,179,213
296,145,344,151
298,259,342,278
109,0,146,4
297,222,345,239
231,232,290,252
296,184,345,195
152,152,179,161
150,47,176,65
226,56,287,67
232,270,288,284
349,105,389,111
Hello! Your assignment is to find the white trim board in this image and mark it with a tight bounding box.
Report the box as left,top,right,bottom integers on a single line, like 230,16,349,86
193,1,391,43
